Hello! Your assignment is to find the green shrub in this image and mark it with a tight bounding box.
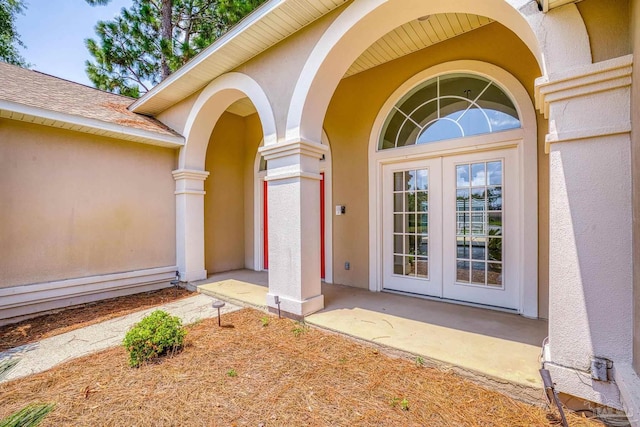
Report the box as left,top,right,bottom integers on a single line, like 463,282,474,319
123,310,186,367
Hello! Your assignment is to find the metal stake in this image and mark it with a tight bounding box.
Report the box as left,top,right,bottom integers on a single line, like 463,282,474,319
540,368,568,427
212,301,225,326
170,271,180,297
274,296,281,319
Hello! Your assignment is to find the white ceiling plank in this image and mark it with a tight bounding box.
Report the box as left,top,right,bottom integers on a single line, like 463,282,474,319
468,13,482,27
410,20,436,45
478,16,492,26
345,13,493,77
434,15,455,39
457,13,472,32
386,30,413,56
422,19,443,44
360,50,380,69
446,14,464,35
402,22,428,50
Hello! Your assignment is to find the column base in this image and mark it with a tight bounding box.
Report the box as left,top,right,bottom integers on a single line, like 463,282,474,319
179,269,207,282
544,362,622,410
615,364,640,427
266,293,324,319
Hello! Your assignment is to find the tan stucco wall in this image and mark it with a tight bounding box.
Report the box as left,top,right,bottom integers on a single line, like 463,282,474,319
204,111,264,273
323,22,550,318
631,0,640,375
234,3,348,140
577,0,631,63
157,91,199,135
204,112,246,273
0,120,176,288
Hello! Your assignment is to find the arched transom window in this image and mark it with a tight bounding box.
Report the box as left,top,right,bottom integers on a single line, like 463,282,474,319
379,73,520,150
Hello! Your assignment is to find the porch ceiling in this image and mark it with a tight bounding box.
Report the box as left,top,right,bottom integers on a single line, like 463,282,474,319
344,13,492,78
226,13,493,117
227,97,258,117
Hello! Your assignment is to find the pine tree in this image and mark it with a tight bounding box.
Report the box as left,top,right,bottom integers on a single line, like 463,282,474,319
85,0,264,97
0,0,28,66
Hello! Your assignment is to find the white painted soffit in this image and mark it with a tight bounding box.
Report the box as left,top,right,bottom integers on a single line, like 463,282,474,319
0,100,185,148
345,13,492,78
130,0,348,116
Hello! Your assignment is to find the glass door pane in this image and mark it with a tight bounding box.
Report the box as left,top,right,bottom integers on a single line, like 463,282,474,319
392,169,429,279
383,159,442,298
442,148,519,311
454,161,503,288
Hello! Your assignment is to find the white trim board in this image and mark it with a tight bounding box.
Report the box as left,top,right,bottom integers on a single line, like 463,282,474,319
0,266,178,325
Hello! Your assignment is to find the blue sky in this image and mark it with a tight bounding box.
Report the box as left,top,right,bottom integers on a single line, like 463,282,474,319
15,0,132,86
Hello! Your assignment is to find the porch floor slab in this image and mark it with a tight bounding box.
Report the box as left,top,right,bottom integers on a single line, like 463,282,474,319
196,270,547,394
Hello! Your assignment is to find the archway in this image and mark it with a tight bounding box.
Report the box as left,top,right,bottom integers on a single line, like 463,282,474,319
174,73,276,282
286,0,590,146
181,72,277,171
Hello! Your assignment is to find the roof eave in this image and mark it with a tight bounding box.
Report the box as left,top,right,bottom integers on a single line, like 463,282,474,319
129,0,287,114
0,99,185,148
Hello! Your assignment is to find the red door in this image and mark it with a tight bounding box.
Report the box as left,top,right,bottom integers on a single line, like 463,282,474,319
263,180,269,270
263,173,325,279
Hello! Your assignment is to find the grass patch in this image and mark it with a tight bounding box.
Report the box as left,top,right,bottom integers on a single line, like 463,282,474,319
0,403,55,427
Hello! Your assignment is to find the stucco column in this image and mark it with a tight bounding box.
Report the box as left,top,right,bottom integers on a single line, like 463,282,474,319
173,169,210,282
536,55,633,409
259,139,328,318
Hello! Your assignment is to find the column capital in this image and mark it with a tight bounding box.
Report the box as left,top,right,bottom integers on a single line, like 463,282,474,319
173,169,209,196
534,54,632,119
172,168,210,181
258,139,328,161
534,55,632,153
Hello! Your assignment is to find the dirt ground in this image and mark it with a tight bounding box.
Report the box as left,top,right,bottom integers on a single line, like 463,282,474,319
0,308,602,426
0,287,192,352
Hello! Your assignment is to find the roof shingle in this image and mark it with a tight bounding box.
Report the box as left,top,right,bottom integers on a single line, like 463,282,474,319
0,61,179,138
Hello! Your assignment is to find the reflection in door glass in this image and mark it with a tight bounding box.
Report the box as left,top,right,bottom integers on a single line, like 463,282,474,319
455,161,503,287
393,169,429,279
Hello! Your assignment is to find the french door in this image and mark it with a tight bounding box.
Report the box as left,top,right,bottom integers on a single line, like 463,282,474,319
382,148,520,310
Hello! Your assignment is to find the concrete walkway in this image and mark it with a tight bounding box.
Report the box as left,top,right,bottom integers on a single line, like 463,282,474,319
197,270,547,402
0,294,240,383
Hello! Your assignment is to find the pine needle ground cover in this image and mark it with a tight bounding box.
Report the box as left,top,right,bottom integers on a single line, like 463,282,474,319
0,309,601,426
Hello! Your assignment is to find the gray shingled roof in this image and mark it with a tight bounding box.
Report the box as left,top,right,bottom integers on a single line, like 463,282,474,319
0,61,180,138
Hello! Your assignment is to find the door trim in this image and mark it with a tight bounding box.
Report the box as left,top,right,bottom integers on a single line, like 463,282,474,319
368,61,538,317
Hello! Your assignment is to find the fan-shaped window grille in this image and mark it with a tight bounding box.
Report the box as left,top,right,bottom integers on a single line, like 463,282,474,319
379,73,520,150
